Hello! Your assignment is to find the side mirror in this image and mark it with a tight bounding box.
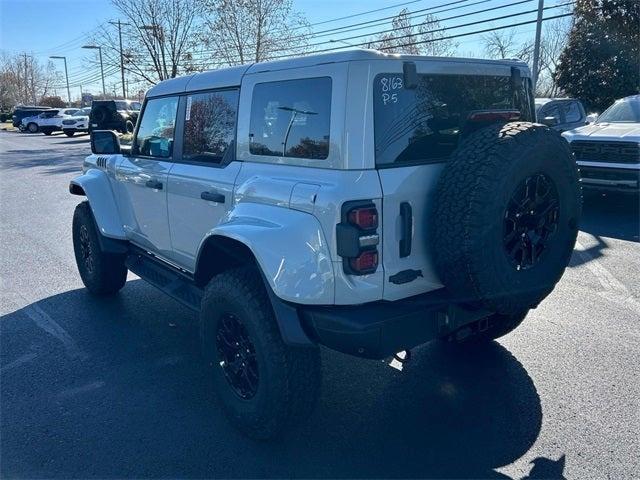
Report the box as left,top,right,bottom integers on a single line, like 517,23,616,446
541,116,559,127
91,130,121,154
585,113,598,124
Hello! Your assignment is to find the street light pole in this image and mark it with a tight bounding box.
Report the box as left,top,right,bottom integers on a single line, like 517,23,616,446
50,56,71,105
82,45,106,96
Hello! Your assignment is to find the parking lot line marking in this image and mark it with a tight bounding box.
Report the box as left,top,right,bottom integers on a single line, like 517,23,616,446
574,239,640,316
57,380,105,398
22,303,86,359
0,352,38,374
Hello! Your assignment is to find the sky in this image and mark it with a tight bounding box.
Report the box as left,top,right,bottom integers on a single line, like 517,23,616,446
0,0,549,101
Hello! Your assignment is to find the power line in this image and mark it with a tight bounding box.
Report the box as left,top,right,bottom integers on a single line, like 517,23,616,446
180,1,572,68
192,0,495,57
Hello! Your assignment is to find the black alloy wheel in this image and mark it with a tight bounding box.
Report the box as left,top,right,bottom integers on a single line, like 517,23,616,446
503,173,560,271
215,312,259,400
78,224,94,274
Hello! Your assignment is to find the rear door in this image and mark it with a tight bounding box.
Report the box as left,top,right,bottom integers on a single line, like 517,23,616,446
165,89,241,271
373,65,533,300
115,95,179,257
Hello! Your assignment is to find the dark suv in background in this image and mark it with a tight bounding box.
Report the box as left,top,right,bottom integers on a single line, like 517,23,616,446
89,100,141,134
11,106,53,128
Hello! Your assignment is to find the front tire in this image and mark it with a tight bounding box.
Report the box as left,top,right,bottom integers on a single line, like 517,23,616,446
200,267,321,440
64,129,74,137
27,122,38,133
72,202,127,295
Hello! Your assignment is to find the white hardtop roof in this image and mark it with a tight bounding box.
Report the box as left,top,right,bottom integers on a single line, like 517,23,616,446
146,48,530,98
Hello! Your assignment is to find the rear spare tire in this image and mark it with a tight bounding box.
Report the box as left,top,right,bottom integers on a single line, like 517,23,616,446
432,122,581,315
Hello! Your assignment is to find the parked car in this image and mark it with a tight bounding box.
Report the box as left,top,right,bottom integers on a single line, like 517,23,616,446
21,107,80,134
535,97,587,132
61,107,91,137
11,105,53,128
89,99,141,134
563,94,640,193
70,50,581,439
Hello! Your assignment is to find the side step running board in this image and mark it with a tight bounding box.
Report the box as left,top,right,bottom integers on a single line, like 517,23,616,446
125,251,203,312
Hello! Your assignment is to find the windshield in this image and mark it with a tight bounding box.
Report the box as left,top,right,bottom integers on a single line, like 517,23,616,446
596,99,640,123
374,73,533,167
77,107,91,115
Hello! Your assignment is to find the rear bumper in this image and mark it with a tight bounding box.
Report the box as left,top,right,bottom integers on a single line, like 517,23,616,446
299,289,490,359
578,165,640,193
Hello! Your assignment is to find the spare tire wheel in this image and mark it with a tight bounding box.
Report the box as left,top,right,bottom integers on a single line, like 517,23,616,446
431,122,581,315
93,107,108,124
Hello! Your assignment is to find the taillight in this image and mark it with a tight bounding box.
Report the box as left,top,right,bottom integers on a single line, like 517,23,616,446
348,206,378,230
337,201,379,275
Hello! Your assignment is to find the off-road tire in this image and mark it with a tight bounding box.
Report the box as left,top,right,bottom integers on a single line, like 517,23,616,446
72,202,127,295
445,311,529,345
432,122,581,315
200,266,321,440
92,107,108,124
64,130,74,137
27,122,38,133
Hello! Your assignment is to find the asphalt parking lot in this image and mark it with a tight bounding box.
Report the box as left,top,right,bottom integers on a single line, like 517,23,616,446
1,130,639,479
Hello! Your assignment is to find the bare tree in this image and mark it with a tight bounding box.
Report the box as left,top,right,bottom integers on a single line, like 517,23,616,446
370,9,457,56
92,0,203,86
202,0,311,66
0,52,60,108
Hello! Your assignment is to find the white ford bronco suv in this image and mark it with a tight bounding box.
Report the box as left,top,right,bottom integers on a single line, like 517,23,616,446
70,50,581,439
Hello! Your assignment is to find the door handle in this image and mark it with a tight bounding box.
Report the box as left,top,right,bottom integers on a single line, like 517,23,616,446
201,190,225,203
145,179,163,190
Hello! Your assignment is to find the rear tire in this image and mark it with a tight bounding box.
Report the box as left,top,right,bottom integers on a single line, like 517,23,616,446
432,122,581,315
64,130,74,137
72,202,127,295
27,122,38,133
200,266,321,440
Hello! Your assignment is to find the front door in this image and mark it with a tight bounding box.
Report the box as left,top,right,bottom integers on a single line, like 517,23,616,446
115,95,179,258
166,89,241,271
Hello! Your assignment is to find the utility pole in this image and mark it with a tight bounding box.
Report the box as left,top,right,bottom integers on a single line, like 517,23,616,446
50,55,71,105
109,20,127,98
531,0,544,94
21,54,29,104
82,45,106,96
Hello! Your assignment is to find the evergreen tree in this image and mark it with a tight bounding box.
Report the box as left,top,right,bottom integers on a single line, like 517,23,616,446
556,0,639,111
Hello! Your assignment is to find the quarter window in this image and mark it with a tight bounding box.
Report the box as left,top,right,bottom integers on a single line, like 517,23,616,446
134,96,178,158
249,77,332,160
183,89,238,164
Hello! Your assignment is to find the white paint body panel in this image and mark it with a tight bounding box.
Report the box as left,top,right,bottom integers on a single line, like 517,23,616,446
77,49,533,306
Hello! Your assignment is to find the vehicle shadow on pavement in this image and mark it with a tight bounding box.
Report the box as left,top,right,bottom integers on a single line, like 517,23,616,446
579,191,639,242
2,148,84,175
1,280,544,479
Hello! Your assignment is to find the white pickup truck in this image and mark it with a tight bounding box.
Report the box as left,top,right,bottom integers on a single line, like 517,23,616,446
563,94,640,193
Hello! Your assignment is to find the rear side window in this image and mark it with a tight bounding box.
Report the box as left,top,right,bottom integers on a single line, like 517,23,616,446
374,73,533,167
134,96,178,158
249,77,331,160
183,89,238,164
